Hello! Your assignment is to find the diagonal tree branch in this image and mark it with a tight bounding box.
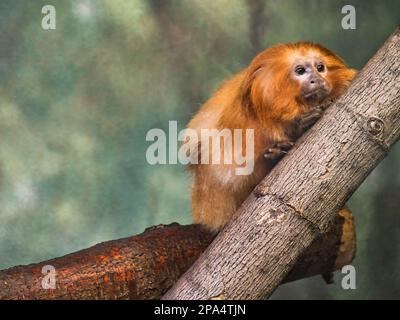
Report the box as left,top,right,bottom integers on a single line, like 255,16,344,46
162,27,400,300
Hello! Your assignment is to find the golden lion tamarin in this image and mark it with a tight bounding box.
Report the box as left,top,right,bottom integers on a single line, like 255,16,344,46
186,42,356,231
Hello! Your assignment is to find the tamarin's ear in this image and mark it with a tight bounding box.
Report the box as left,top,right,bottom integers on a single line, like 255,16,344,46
240,64,263,118
240,61,273,119
240,58,300,126
240,44,292,119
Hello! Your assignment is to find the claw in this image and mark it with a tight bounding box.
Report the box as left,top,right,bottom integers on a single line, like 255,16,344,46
276,141,294,150
263,141,294,160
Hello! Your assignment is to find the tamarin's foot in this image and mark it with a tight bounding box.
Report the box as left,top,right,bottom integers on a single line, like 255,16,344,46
264,141,294,160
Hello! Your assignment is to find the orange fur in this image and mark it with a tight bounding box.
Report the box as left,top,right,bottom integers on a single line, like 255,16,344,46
187,42,356,231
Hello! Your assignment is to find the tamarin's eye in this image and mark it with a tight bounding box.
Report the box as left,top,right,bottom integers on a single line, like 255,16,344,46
317,63,325,72
295,66,306,75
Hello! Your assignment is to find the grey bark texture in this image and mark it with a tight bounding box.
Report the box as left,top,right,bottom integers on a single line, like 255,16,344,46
162,27,400,300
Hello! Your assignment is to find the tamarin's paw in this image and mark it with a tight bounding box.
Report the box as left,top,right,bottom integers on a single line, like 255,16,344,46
264,141,294,160
319,98,335,111
299,107,324,132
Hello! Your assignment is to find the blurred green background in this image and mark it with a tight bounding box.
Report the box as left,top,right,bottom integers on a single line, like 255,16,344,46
0,0,399,299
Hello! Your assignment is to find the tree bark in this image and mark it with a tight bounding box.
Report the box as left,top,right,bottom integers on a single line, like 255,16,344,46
0,208,354,300
162,27,400,300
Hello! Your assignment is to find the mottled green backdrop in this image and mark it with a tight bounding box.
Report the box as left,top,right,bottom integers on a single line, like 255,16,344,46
0,0,399,299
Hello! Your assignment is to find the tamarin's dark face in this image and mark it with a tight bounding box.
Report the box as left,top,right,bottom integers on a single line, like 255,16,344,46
292,55,332,107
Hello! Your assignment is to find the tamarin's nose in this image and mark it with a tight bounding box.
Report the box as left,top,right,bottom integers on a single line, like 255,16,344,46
310,76,324,87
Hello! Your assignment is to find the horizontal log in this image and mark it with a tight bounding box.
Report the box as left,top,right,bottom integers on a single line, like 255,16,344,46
0,208,355,299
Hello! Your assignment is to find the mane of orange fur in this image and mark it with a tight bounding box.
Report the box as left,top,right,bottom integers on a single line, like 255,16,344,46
217,42,356,138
